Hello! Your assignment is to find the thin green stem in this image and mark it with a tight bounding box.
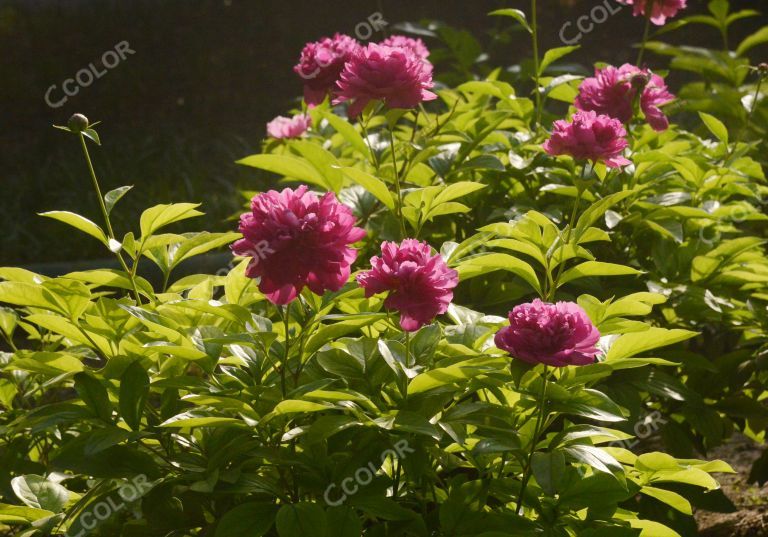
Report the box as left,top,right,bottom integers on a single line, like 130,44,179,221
1,332,17,352
387,128,408,240
636,10,652,66
78,134,143,304
280,303,291,398
531,0,542,131
404,331,412,368
549,176,585,300
516,366,549,514
360,117,380,171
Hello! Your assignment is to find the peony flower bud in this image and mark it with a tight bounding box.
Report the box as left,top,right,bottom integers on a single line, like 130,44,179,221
67,113,89,133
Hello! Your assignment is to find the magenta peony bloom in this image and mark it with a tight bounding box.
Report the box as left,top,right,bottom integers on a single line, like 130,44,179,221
266,113,311,139
356,239,459,332
575,64,675,131
293,33,361,106
232,186,366,305
495,299,600,367
380,35,430,61
543,111,631,168
333,43,437,117
619,0,687,25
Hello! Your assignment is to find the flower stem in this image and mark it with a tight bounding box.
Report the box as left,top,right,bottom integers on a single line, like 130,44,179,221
636,10,652,66
78,134,143,304
531,0,542,131
280,303,291,398
516,365,549,514
549,176,585,300
387,127,408,240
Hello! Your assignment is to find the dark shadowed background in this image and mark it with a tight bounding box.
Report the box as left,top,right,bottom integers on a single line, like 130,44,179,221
1,0,766,265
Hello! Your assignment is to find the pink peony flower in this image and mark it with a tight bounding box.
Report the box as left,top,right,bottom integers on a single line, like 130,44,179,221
266,113,311,139
293,33,361,106
619,0,687,25
380,35,430,61
333,43,437,117
232,186,366,305
543,110,631,168
575,64,675,131
495,299,600,367
356,239,459,332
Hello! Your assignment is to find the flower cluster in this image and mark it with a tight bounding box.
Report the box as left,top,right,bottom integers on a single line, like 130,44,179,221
293,34,435,116
293,33,361,106
575,64,675,131
334,43,437,117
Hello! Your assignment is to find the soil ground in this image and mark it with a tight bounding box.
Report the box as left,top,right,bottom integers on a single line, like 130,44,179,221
695,435,768,536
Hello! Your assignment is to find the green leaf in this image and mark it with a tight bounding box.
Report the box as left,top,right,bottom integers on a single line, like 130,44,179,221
575,190,639,240
641,486,692,515
0,282,61,312
82,128,101,145
489,8,532,33
237,154,328,189
564,445,624,477
0,503,54,524
408,356,505,395
539,46,580,75
326,506,363,537
736,26,768,56
11,475,69,512
0,306,18,337
456,253,542,294
432,181,487,205
119,361,149,431
628,519,682,537
104,186,133,215
532,450,566,496
339,167,395,210
39,211,107,246
321,110,368,155
139,203,203,238
159,415,241,428
74,373,112,422
276,502,327,537
606,328,698,361
558,262,642,286
305,314,386,355
698,112,729,144
216,502,277,537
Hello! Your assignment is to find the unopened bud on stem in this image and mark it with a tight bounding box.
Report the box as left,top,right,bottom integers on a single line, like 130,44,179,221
67,113,89,133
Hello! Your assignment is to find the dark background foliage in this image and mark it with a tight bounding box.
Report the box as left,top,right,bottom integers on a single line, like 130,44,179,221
1,0,765,265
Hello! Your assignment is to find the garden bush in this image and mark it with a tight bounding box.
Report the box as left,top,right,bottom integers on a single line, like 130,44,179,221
1,0,767,535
